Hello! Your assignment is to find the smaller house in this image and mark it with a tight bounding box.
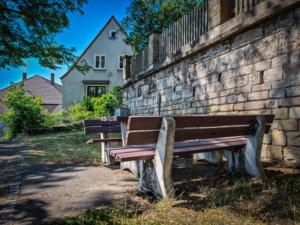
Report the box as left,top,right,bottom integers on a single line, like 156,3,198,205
60,16,132,109
0,73,62,114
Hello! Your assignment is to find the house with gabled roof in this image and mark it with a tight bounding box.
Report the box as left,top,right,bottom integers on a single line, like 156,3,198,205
0,73,62,114
60,16,132,109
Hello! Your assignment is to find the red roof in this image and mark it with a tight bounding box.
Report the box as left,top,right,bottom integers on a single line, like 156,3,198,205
0,75,62,114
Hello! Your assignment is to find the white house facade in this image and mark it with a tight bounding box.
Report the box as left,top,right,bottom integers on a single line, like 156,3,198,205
61,16,132,109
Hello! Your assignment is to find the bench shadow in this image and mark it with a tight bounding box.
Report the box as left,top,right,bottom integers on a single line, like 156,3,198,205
13,163,139,224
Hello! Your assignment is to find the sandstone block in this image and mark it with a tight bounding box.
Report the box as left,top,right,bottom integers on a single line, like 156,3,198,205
252,83,272,92
267,145,283,160
231,27,263,50
253,60,271,72
234,65,254,76
234,103,244,111
277,119,298,131
272,80,286,89
223,78,236,89
269,89,286,98
287,131,300,147
244,101,266,110
236,75,248,87
249,72,263,85
271,54,289,67
263,134,272,145
290,50,300,64
232,86,251,95
248,91,269,100
220,104,234,112
266,99,279,109
283,146,300,164
272,131,286,146
227,95,237,104
237,93,248,102
212,97,227,105
197,107,208,114
263,67,283,82
273,108,288,119
279,97,300,107
220,90,231,97
207,105,220,113
286,86,300,97
284,63,300,86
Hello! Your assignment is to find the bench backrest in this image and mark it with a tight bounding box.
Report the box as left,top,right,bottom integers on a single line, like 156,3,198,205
125,115,275,145
83,120,121,134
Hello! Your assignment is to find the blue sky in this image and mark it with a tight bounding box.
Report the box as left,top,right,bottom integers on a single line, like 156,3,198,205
0,0,131,90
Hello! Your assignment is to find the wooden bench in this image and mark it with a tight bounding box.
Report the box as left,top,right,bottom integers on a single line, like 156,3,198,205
83,120,122,163
105,114,275,199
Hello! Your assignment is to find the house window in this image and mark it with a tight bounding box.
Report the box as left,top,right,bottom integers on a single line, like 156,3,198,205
109,30,117,39
94,54,106,69
118,55,124,70
87,86,106,97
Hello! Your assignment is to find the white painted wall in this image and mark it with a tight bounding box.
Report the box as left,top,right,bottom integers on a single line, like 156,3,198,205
61,18,132,109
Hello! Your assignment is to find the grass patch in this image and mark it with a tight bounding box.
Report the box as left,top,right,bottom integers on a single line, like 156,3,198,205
21,129,120,165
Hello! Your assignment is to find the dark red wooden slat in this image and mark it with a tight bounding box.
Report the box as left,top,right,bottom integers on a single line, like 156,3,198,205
174,126,249,141
86,138,122,144
126,130,160,145
83,120,120,127
171,114,274,128
109,146,155,157
174,137,248,147
84,125,121,134
127,116,163,131
116,139,248,162
174,140,247,155
116,150,155,162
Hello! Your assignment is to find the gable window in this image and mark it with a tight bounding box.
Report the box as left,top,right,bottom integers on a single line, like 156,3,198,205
118,55,124,70
109,30,117,39
87,86,106,97
94,54,106,69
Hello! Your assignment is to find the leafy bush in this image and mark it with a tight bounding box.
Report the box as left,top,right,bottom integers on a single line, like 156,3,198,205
91,93,119,117
0,83,46,139
68,102,95,121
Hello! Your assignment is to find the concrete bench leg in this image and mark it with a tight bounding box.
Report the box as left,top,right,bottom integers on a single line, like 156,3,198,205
121,161,139,178
193,151,223,164
222,115,266,179
137,117,175,199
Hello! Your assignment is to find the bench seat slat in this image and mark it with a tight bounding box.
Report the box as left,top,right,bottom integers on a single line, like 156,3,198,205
110,137,248,162
86,138,122,144
116,139,247,162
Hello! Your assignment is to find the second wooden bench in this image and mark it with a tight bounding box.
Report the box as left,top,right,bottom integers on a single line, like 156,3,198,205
105,114,274,199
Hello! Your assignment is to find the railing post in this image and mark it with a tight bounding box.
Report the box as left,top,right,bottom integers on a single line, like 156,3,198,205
148,30,162,69
123,55,131,80
208,0,235,30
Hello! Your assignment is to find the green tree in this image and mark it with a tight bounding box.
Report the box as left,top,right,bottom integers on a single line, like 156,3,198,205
0,83,45,139
1,0,91,74
121,0,200,54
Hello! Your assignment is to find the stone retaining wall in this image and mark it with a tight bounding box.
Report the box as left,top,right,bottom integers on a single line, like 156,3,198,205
122,0,300,166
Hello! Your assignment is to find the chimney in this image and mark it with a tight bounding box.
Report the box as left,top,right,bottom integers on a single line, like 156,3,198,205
51,73,54,86
22,72,27,81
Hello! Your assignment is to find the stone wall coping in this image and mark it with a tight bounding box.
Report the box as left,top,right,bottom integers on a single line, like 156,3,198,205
122,0,300,89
